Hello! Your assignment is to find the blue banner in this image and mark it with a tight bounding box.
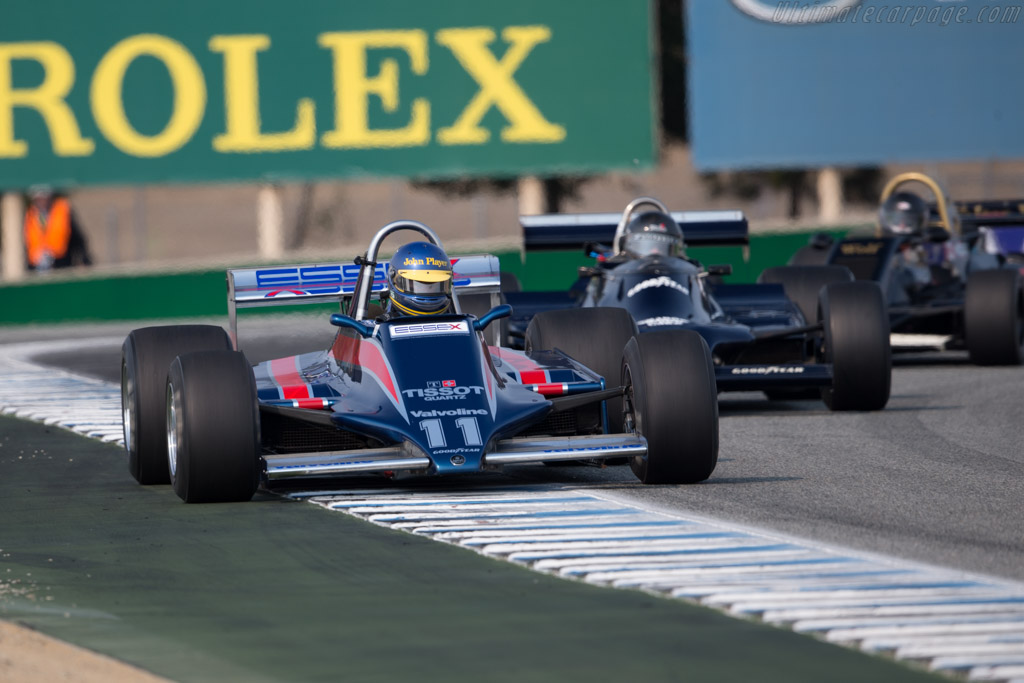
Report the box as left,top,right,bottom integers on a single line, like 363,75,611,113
687,1,1024,170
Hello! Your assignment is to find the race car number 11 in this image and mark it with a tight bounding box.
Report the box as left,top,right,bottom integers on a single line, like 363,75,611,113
419,417,482,449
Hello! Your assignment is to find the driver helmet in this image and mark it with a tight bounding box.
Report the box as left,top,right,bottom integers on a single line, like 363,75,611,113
622,210,685,258
879,191,929,236
387,241,454,316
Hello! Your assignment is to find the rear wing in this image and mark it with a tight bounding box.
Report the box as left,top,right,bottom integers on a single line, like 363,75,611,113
521,210,749,252
226,255,501,348
954,199,1024,229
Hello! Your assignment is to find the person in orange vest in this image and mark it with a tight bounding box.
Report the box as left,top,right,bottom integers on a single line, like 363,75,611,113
23,186,92,271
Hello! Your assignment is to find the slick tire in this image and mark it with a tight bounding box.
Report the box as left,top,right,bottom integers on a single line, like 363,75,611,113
965,269,1024,366
121,325,232,485
167,350,260,503
525,307,638,433
758,265,854,324
819,281,891,411
622,330,718,484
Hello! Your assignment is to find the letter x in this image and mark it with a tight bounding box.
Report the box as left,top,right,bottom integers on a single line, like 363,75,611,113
436,26,565,145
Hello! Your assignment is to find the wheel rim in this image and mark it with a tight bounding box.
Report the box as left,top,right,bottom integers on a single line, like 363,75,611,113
121,361,133,451
621,364,644,470
622,365,636,434
166,383,178,478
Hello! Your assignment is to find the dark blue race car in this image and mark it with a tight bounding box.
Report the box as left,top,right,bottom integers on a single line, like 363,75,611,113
789,172,1024,365
120,220,720,503
506,197,892,418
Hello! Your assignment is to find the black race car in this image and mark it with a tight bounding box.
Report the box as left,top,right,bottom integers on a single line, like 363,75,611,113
506,197,891,421
789,172,1024,365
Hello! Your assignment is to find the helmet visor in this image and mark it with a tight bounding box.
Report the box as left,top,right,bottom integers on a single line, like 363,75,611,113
625,232,680,257
392,269,453,296
880,207,922,234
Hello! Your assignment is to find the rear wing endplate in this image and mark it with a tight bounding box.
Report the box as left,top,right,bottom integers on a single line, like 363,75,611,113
521,211,749,252
226,255,501,348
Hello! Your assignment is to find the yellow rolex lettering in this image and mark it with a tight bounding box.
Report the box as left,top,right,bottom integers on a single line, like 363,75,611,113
209,34,315,153
90,34,206,157
0,41,94,158
435,26,565,145
318,30,429,149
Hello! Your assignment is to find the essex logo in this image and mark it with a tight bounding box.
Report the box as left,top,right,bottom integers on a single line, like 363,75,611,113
389,321,469,338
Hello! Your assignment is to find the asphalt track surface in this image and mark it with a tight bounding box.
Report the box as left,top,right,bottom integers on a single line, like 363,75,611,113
4,317,1022,681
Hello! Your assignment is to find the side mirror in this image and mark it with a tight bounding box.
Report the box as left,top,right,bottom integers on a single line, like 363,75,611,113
706,264,732,276
329,313,373,337
473,304,512,332
925,226,951,243
578,266,602,279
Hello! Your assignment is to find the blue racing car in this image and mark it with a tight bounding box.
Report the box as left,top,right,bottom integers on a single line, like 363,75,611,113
120,220,720,502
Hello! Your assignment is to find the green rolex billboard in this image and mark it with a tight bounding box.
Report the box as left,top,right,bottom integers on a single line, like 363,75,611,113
0,0,655,188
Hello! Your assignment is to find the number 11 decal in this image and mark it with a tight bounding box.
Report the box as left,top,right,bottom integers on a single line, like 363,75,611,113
419,417,482,448
455,416,482,446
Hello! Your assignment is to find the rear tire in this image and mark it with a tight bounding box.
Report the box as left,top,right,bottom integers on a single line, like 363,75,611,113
525,308,637,432
500,271,522,292
121,325,232,485
965,269,1023,366
759,265,854,323
622,331,718,484
819,281,891,411
167,350,260,503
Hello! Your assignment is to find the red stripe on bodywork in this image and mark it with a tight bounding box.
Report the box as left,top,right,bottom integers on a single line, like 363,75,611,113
489,346,550,385
270,357,311,399
331,334,399,403
519,370,547,384
489,346,545,371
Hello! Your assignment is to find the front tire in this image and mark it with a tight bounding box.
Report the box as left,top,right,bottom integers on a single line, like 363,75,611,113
525,307,637,432
622,331,718,484
167,350,260,503
965,269,1023,366
819,281,891,411
121,325,232,485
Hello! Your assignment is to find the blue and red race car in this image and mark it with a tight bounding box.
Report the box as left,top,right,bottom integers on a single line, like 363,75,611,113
121,220,720,502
